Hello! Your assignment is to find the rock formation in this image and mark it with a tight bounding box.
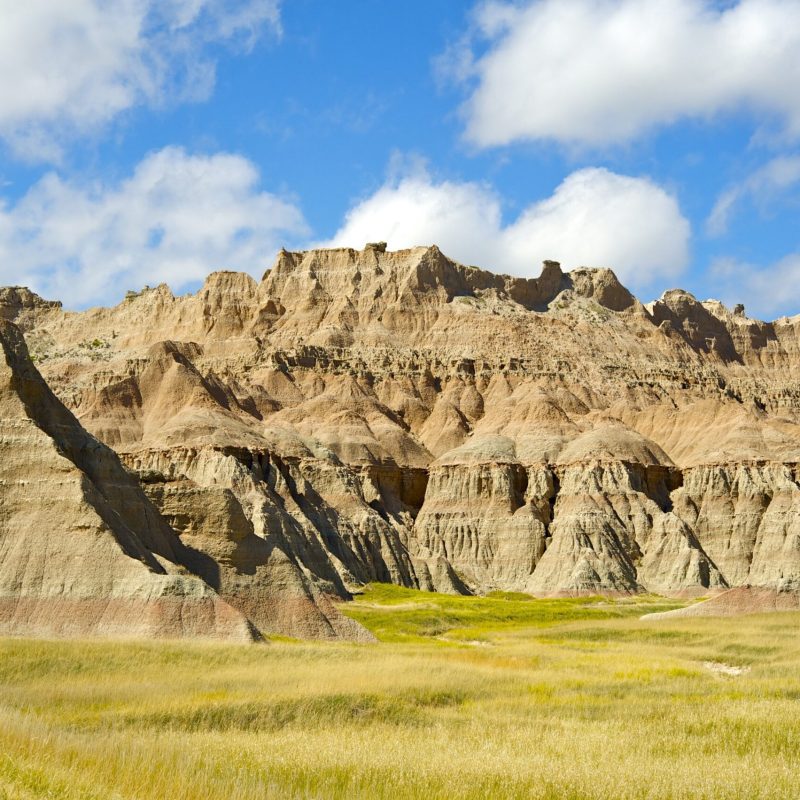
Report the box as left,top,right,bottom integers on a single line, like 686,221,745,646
0,317,372,641
0,319,255,641
4,244,800,638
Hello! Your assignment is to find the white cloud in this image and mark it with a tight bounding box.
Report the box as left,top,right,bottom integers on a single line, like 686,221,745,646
707,155,800,235
449,0,800,148
0,147,307,308
0,0,280,159
326,165,690,291
710,254,800,319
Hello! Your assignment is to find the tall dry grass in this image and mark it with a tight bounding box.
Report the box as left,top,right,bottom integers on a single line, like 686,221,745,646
1,587,799,799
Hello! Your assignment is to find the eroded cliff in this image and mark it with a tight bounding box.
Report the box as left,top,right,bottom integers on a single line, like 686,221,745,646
4,244,800,638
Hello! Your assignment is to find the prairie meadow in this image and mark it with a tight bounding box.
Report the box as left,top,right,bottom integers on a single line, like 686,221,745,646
1,585,799,799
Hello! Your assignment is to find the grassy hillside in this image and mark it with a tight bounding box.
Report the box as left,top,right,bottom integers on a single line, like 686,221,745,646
1,587,799,799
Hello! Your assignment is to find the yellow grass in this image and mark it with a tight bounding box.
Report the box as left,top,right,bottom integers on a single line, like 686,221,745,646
1,586,799,799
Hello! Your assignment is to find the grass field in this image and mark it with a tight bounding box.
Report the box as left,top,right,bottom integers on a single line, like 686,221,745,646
2,585,800,799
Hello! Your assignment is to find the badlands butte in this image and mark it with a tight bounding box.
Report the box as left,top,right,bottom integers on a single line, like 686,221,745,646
2,242,800,642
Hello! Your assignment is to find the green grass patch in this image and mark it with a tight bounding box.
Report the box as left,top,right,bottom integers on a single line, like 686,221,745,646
341,583,685,642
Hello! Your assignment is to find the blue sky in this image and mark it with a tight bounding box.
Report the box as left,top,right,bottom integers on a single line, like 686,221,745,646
1,0,800,318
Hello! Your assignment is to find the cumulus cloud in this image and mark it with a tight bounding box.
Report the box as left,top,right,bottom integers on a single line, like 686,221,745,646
447,0,800,148
0,0,280,159
326,165,690,291
707,155,800,235
710,254,800,319
0,147,308,308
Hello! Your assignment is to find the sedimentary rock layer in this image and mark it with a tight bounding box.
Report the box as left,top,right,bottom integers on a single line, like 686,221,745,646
4,244,800,637
0,320,256,641
0,319,372,641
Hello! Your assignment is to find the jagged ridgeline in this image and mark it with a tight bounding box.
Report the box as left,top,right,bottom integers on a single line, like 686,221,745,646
3,243,800,641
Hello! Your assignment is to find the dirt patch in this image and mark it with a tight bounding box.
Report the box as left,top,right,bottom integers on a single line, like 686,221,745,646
703,661,750,677
641,587,800,620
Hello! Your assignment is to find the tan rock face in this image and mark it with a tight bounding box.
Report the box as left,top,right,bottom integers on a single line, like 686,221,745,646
0,319,372,642
5,244,800,636
0,319,255,641
412,461,551,592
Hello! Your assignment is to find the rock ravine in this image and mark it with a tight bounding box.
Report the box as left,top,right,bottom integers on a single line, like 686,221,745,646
3,244,800,639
